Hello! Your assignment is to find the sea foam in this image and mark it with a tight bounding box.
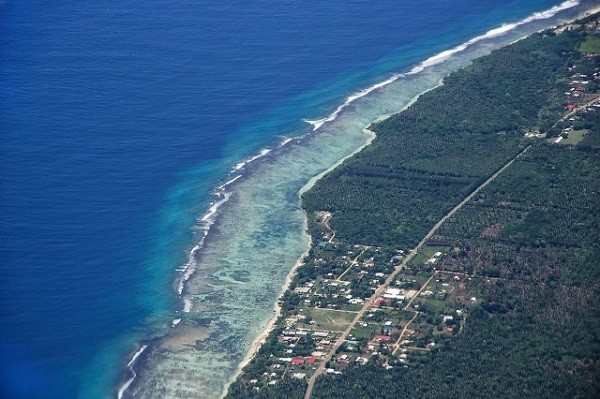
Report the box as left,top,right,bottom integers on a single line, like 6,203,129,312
117,344,148,399
304,0,581,131
120,1,591,398
174,0,583,316
175,137,303,312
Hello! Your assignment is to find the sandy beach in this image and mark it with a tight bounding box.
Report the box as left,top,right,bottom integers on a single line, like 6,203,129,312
219,4,600,396
221,120,377,399
220,245,311,399
220,76,450,398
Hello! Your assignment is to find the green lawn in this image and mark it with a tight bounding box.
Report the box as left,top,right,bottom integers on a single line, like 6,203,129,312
339,267,358,282
305,308,357,332
579,129,600,148
350,324,379,340
409,245,451,266
341,303,363,312
421,299,447,314
579,34,600,54
561,129,588,145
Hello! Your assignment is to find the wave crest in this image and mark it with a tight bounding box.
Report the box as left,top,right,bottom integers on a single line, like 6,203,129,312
304,0,580,131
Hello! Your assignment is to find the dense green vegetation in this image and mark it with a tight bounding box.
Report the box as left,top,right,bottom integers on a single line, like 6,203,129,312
228,377,306,399
303,28,591,249
306,24,600,397
580,33,600,54
312,143,600,399
227,18,600,399
577,106,600,148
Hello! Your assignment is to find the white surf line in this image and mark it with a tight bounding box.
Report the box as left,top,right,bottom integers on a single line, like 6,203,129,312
117,344,148,399
303,0,580,132
303,73,402,131
180,0,583,316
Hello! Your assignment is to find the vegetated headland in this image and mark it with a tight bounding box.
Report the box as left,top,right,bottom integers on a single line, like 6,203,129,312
226,12,600,399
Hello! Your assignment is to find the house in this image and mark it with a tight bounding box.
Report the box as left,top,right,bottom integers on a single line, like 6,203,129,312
295,286,310,294
374,297,391,306
566,104,575,111
291,357,305,366
383,287,405,300
376,335,391,342
307,356,316,365
355,357,369,365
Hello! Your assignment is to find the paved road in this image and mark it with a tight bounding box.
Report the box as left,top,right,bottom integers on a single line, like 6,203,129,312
303,145,531,399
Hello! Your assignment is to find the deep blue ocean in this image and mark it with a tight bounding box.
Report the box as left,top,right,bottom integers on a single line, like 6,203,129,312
0,1,592,398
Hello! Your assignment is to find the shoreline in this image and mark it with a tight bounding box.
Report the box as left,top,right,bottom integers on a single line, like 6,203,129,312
115,3,600,398
221,115,376,399
220,242,312,399
220,78,446,398
218,4,600,396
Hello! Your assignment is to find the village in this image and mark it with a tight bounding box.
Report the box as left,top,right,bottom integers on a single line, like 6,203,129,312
526,21,600,143
240,211,485,391
549,67,600,144
237,21,600,394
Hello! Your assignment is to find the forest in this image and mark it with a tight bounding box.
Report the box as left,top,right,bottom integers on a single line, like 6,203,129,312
311,143,600,399
227,17,600,399
302,26,593,249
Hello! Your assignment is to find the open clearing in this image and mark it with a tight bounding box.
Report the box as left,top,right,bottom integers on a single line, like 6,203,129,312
305,308,357,332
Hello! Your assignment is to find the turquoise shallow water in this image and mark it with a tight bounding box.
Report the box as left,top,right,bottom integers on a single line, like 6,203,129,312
120,2,598,398
1,1,597,398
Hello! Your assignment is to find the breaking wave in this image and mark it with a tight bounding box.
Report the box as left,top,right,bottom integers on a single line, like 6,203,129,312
304,0,580,131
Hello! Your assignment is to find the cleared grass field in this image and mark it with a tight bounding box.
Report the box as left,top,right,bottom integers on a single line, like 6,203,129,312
579,35,600,54
350,323,378,340
305,308,357,332
560,129,588,145
409,245,451,266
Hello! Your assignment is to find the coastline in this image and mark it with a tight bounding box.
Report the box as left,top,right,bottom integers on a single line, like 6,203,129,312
220,243,312,399
115,2,600,398
221,78,446,397
220,4,600,397
222,108,378,399
177,0,599,351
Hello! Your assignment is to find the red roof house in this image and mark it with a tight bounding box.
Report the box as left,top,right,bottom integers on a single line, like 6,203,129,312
374,298,391,306
292,357,305,365
566,104,575,111
307,356,316,365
